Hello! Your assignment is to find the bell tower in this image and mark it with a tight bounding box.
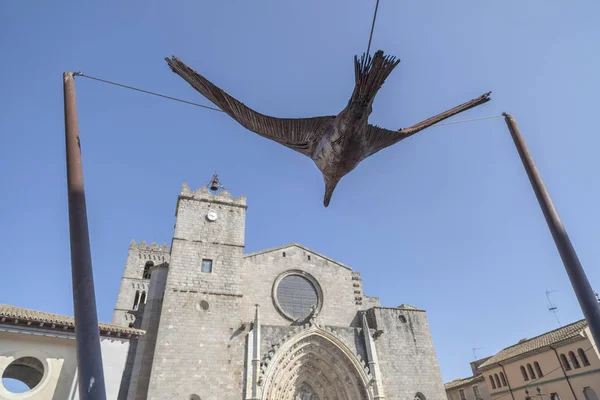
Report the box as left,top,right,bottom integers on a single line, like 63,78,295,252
146,177,248,399
113,241,170,327
169,175,246,295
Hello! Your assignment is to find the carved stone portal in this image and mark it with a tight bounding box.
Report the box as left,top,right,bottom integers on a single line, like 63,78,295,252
261,329,372,400
295,382,320,400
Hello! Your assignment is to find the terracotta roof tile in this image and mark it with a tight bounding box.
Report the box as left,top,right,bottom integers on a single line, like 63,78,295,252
479,319,587,369
0,304,144,337
445,375,484,390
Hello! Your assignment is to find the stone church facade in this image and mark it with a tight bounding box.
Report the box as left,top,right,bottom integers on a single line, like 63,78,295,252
112,182,447,400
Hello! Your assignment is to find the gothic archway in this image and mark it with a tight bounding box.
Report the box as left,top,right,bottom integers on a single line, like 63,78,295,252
260,327,372,400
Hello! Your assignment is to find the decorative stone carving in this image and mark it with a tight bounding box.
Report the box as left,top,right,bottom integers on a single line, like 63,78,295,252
260,325,372,400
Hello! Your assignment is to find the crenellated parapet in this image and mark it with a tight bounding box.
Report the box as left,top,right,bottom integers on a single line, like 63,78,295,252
129,240,170,264
179,182,247,208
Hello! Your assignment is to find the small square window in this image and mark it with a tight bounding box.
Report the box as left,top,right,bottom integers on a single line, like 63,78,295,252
201,259,212,273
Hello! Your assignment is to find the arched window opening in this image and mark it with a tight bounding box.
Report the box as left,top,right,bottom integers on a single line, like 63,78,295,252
520,366,529,381
560,354,572,371
569,351,581,369
473,385,481,399
494,374,501,388
489,375,496,389
132,290,140,310
578,348,590,366
415,392,426,400
534,362,543,377
139,291,147,306
527,363,536,379
459,389,466,400
1,357,44,393
500,372,507,387
143,261,153,279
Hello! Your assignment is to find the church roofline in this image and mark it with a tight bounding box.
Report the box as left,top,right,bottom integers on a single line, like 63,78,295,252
0,304,145,338
372,305,427,312
244,243,353,271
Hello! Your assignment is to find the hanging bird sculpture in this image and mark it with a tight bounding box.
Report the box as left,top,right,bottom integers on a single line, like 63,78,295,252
166,51,491,206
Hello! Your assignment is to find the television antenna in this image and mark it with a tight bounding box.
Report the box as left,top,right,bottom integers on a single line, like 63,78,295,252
545,289,561,327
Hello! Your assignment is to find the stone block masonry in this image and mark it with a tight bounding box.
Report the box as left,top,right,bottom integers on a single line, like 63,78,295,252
111,182,448,400
368,306,447,400
146,185,248,399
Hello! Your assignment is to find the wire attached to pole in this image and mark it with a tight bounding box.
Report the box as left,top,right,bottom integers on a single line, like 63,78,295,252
74,72,224,112
430,115,503,127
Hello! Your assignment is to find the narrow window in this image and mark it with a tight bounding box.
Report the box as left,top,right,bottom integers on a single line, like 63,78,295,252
569,351,581,369
551,394,561,400
520,366,529,381
583,387,598,400
534,362,543,377
140,291,146,305
560,354,572,371
143,261,153,279
489,376,497,389
578,348,590,366
494,374,501,388
500,372,507,387
473,385,481,399
307,255,311,261
132,290,140,310
201,259,212,273
527,364,537,379
283,252,286,257
459,389,466,400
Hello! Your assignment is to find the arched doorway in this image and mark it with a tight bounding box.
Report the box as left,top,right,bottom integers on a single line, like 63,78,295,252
260,328,372,400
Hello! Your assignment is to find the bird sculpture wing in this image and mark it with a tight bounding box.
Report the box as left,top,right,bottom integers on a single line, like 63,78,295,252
364,92,491,158
166,56,336,156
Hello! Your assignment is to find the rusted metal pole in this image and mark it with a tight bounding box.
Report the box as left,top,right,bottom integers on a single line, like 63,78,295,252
63,71,107,400
503,113,600,348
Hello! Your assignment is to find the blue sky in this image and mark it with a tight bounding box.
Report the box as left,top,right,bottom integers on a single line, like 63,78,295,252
1,0,599,383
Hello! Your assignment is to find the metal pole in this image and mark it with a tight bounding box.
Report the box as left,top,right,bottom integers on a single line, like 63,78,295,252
503,113,600,348
63,71,107,400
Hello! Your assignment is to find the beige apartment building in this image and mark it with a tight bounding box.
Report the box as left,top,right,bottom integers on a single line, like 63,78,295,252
447,320,599,400
446,358,492,400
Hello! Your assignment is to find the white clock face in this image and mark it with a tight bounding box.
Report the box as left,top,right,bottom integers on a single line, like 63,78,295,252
207,211,218,222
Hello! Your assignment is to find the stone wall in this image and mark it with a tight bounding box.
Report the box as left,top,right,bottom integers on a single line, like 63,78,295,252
242,244,373,327
112,241,170,327
146,186,248,400
369,307,447,400
131,183,446,400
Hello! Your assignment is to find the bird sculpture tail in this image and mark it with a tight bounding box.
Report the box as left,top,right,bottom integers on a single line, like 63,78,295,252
350,50,400,106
